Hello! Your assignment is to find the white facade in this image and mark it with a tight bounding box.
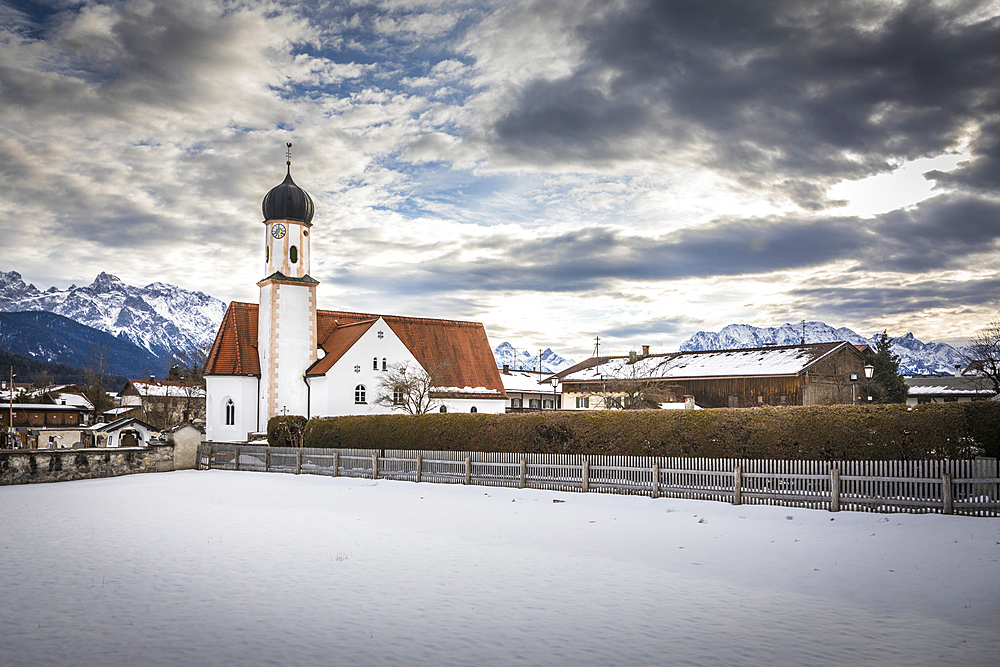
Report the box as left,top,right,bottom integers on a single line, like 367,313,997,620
206,375,259,442
258,278,317,422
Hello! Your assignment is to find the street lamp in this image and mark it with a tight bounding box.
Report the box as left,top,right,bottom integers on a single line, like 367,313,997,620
7,368,15,449
550,377,559,410
863,364,874,403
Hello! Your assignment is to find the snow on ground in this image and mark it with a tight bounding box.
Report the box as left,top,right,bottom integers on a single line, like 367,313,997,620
1,471,997,667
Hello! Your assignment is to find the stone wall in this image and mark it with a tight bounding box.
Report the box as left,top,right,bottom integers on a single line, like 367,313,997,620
0,445,177,486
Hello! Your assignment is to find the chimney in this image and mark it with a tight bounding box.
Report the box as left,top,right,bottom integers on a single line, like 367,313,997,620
628,350,637,363
684,395,696,410
954,364,962,377
641,345,650,357
502,364,510,374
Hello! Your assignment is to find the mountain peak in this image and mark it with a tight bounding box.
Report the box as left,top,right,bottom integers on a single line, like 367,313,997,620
89,272,127,294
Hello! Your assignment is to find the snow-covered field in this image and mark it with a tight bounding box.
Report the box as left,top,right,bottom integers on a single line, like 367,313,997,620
1,471,997,666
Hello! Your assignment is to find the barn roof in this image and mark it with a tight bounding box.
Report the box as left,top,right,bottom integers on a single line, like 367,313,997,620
557,342,858,383
204,302,505,397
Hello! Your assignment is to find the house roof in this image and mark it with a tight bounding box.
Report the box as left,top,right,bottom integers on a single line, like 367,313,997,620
501,370,558,394
90,416,157,433
119,380,205,398
557,342,858,383
903,375,996,397
307,319,378,376
205,302,506,397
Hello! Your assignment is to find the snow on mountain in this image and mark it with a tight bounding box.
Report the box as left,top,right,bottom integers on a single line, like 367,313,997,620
680,321,967,375
0,270,226,366
493,342,575,374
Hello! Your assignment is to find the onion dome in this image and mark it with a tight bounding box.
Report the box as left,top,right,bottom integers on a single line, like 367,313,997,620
262,166,314,224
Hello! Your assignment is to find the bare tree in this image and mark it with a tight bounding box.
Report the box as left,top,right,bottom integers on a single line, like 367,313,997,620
965,319,1000,394
171,344,209,422
374,361,447,415
82,344,114,420
596,355,678,409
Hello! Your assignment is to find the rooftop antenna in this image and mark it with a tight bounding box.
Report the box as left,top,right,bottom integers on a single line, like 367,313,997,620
801,319,806,345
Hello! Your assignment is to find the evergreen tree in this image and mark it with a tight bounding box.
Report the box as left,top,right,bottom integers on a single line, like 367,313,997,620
869,331,909,404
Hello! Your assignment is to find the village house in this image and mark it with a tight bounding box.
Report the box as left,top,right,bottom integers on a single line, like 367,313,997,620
500,366,561,411
117,379,206,429
0,401,89,448
203,155,506,442
555,342,869,409
904,365,997,405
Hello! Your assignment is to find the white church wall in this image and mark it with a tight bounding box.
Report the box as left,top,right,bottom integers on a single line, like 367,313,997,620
314,318,419,417
436,397,506,414
206,376,259,442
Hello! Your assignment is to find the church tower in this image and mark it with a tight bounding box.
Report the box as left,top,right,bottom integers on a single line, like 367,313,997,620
258,144,318,422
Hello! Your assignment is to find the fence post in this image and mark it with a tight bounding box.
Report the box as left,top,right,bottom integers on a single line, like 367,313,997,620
265,448,271,472
582,459,590,493
296,450,302,475
520,458,527,489
465,457,472,485
415,454,422,483
205,444,212,470
830,468,840,512
332,451,339,477
234,446,240,471
652,463,660,499
372,452,379,480
942,473,953,515
733,465,742,505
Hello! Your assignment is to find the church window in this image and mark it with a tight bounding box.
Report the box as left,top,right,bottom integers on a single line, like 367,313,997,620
265,246,269,263
289,245,298,263
470,406,477,413
373,357,379,370
225,400,235,426
382,357,387,371
355,385,366,404
439,405,447,413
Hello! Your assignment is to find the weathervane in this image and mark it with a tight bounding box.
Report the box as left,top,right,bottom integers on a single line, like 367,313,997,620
285,143,292,166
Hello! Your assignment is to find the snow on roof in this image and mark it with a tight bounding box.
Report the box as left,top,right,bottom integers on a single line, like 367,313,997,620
500,370,555,393
903,375,994,396
560,343,848,382
49,392,93,410
431,386,503,396
124,380,206,398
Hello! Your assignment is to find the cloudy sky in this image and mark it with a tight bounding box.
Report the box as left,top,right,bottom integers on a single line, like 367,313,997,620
1,0,998,357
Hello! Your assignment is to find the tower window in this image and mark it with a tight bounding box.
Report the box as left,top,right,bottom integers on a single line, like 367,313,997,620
382,357,387,371
373,357,379,370
265,246,269,263
355,385,366,404
225,399,235,426
289,245,298,263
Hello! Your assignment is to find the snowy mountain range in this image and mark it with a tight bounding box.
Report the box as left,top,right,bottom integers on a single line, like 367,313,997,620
493,342,576,374
680,321,968,375
0,270,226,374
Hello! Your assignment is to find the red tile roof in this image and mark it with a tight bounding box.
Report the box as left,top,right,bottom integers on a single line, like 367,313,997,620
204,303,505,397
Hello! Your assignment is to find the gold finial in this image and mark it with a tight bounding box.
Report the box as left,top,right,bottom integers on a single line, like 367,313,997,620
285,142,292,166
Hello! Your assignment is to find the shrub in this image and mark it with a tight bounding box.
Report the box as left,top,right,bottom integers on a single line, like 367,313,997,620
267,415,307,448
300,402,1000,460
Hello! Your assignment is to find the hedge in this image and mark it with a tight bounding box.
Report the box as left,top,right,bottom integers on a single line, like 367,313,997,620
298,402,1000,460
267,415,307,449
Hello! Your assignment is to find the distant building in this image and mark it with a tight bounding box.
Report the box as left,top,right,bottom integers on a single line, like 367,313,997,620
904,366,996,405
117,379,205,429
0,402,89,448
500,366,560,410
556,342,868,409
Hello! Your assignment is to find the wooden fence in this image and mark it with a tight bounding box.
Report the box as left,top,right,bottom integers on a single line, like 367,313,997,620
197,443,1000,516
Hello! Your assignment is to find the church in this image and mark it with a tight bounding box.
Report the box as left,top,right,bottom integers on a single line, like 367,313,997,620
203,152,507,442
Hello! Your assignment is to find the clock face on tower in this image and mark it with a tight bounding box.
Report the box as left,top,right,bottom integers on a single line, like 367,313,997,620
271,223,286,239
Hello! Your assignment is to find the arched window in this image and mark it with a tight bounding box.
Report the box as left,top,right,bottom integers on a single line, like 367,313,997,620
225,399,235,426
289,245,298,263
373,357,379,370
355,385,366,404
382,357,387,371
439,405,447,413
265,246,269,263
470,406,477,413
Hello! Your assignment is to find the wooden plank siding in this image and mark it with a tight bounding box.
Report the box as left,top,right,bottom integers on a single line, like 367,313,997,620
199,443,1000,517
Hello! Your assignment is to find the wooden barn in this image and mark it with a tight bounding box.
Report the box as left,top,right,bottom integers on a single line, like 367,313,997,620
556,342,868,409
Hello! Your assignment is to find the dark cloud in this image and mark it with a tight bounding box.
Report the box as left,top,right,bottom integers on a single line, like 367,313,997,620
490,0,1000,189
323,193,1000,293
600,316,687,339
785,276,1000,323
